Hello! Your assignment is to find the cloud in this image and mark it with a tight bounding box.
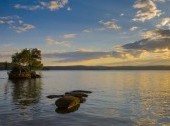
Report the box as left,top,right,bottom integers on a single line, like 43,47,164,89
44,30,170,63
14,4,41,11
122,38,170,51
0,16,35,33
133,0,163,22
120,13,125,16
46,37,71,47
0,15,20,20
43,29,170,65
43,50,122,62
130,26,139,31
118,29,170,58
122,29,170,55
76,48,94,52
99,20,121,30
11,24,35,33
154,0,166,2
156,17,170,29
0,44,19,62
0,20,4,24
82,29,92,33
14,0,69,11
62,34,77,39
142,29,170,38
43,0,68,11
67,7,72,11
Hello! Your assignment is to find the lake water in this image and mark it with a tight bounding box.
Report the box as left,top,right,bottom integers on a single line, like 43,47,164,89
0,70,170,126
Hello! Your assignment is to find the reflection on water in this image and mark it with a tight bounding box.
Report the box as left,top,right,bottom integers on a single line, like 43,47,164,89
0,71,170,126
10,79,42,107
106,71,170,125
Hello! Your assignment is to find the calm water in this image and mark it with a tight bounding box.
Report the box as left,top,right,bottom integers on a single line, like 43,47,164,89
0,70,170,126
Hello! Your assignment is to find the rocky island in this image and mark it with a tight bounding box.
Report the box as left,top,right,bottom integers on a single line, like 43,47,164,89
8,48,43,79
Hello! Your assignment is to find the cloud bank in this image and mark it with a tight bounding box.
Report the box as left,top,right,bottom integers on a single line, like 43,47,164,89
43,29,170,65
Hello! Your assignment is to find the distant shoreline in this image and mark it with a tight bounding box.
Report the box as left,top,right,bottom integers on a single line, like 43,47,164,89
1,62,170,70
42,66,170,70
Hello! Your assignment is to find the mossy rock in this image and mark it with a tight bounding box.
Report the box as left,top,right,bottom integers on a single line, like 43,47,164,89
55,96,80,109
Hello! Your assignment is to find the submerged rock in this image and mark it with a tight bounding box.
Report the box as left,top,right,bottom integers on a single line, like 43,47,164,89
65,92,88,98
70,90,92,94
55,96,80,109
78,97,86,103
47,90,92,114
55,104,80,114
46,95,64,99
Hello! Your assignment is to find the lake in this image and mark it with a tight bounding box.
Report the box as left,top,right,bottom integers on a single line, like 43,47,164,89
0,70,170,126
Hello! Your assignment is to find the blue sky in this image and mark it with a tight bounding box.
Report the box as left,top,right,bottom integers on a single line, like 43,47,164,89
0,0,170,66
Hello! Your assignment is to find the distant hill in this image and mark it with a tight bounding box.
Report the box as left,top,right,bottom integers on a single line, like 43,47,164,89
43,65,170,70
1,62,170,70
0,62,12,70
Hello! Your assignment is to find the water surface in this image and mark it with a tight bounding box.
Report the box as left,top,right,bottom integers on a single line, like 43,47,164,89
0,70,170,126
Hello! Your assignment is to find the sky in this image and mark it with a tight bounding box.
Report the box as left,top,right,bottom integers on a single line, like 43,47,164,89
0,0,170,66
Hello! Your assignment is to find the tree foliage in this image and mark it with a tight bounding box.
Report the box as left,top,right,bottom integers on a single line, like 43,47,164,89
12,48,43,70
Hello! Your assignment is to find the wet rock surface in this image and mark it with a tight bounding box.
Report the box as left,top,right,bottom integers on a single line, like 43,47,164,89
70,90,92,94
55,104,80,114
55,96,80,109
47,90,92,114
46,95,64,99
65,92,88,98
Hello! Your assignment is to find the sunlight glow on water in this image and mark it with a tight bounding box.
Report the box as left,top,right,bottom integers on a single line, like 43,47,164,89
0,71,170,126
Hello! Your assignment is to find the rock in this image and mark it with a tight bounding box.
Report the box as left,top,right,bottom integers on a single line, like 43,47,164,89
65,93,87,103
47,95,64,99
31,72,41,78
55,96,80,109
65,92,88,98
47,93,86,103
8,67,41,79
71,90,92,94
55,104,80,114
79,97,86,103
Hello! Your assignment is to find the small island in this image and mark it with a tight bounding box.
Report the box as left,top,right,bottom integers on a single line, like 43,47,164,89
8,48,43,79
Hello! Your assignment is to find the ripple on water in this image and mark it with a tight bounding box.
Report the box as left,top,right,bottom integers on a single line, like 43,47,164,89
0,71,170,126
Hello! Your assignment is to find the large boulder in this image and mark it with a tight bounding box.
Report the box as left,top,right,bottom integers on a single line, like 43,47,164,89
55,96,80,109
55,104,80,114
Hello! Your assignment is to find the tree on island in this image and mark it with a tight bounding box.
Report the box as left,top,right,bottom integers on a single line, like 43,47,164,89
8,48,43,79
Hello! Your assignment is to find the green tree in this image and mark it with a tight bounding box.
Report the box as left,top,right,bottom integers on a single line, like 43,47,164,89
8,48,43,79
12,48,43,70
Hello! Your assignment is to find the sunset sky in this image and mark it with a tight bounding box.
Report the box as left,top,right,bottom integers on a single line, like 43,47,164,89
0,0,170,66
